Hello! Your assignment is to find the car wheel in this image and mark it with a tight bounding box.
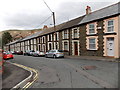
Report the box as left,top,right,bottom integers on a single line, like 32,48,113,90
45,55,48,58
53,55,56,59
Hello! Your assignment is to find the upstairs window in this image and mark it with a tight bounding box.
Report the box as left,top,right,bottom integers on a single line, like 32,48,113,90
64,30,68,39
49,34,52,41
107,20,114,32
89,24,95,34
73,28,78,38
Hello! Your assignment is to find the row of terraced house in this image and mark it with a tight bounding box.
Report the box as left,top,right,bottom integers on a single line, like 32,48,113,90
4,2,120,58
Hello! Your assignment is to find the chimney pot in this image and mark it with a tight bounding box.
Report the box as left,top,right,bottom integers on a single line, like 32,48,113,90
43,25,48,29
86,6,91,15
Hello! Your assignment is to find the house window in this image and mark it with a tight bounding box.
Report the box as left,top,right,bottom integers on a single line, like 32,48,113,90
73,29,78,38
49,34,51,41
64,42,68,50
43,37,45,43
31,40,33,44
89,24,95,34
89,38,96,50
107,20,114,32
37,38,39,43
34,39,36,44
56,32,59,40
64,30,68,39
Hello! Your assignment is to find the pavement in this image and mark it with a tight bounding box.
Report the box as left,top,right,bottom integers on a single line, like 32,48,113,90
2,61,31,89
65,55,120,63
9,55,119,88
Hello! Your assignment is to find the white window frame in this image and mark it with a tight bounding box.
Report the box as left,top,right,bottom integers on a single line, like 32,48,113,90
89,38,96,50
63,30,69,39
89,24,95,34
62,40,69,51
86,36,98,50
86,22,97,35
34,38,36,44
107,20,114,33
72,27,79,38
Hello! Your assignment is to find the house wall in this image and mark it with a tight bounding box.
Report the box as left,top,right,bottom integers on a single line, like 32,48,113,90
103,16,119,58
118,15,120,58
79,20,104,57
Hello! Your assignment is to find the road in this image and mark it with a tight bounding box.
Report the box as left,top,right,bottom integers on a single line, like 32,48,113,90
9,55,118,88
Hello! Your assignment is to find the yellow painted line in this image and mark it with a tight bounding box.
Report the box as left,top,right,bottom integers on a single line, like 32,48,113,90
12,63,39,90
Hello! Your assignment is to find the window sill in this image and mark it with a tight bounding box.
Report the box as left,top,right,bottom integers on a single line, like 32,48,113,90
87,49,98,51
104,32,117,35
87,33,97,36
104,32,116,33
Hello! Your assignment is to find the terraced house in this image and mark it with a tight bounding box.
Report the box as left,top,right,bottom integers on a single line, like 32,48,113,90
5,2,120,58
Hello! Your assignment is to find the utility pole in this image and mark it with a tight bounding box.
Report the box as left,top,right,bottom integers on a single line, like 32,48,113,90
43,0,57,49
52,12,57,49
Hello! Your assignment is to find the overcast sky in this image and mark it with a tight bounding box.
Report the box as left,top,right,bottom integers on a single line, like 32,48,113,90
0,0,119,31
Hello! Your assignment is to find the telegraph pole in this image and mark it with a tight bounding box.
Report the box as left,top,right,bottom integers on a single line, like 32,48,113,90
52,12,57,49
43,0,57,49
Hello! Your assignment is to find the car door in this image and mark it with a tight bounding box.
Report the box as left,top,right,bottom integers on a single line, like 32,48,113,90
49,50,54,57
51,50,56,57
47,50,51,57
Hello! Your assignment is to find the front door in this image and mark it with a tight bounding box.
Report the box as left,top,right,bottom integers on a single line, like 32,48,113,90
49,43,52,50
107,38,114,56
74,42,78,55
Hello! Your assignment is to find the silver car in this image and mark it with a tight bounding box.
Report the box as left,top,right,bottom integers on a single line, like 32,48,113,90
45,50,64,58
32,51,45,57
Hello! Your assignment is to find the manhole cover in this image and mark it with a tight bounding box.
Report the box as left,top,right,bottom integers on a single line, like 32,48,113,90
82,65,97,70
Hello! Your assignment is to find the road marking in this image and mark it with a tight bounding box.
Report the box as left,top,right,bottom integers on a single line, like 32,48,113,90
11,63,39,90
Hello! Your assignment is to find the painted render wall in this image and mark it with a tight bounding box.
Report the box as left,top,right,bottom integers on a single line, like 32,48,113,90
118,15,120,58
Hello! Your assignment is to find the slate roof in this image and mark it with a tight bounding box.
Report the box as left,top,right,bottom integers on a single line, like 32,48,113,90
79,2,120,25
21,31,44,41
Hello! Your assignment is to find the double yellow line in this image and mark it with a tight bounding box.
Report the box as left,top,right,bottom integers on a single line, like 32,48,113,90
13,63,39,90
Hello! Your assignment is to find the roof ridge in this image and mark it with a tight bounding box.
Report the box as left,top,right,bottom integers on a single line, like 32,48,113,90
90,2,119,15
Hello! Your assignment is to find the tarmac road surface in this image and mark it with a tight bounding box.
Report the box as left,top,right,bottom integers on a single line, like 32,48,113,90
10,55,118,88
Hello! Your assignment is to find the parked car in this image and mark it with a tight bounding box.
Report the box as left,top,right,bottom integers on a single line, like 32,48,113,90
10,51,15,54
45,50,64,58
3,52,14,60
32,51,45,57
16,51,23,55
24,50,35,56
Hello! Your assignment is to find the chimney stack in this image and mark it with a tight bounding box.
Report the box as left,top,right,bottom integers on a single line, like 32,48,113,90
86,6,91,15
43,25,48,30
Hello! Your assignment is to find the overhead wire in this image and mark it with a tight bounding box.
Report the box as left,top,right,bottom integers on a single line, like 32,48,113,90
35,14,52,29
35,0,53,29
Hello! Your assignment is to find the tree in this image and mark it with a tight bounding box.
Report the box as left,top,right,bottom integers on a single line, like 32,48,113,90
2,32,13,46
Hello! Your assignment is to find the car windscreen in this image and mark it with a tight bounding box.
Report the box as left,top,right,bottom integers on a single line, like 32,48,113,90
58,50,63,52
4,52,11,54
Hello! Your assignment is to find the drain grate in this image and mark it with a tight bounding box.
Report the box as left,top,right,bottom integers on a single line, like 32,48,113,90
81,65,97,70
